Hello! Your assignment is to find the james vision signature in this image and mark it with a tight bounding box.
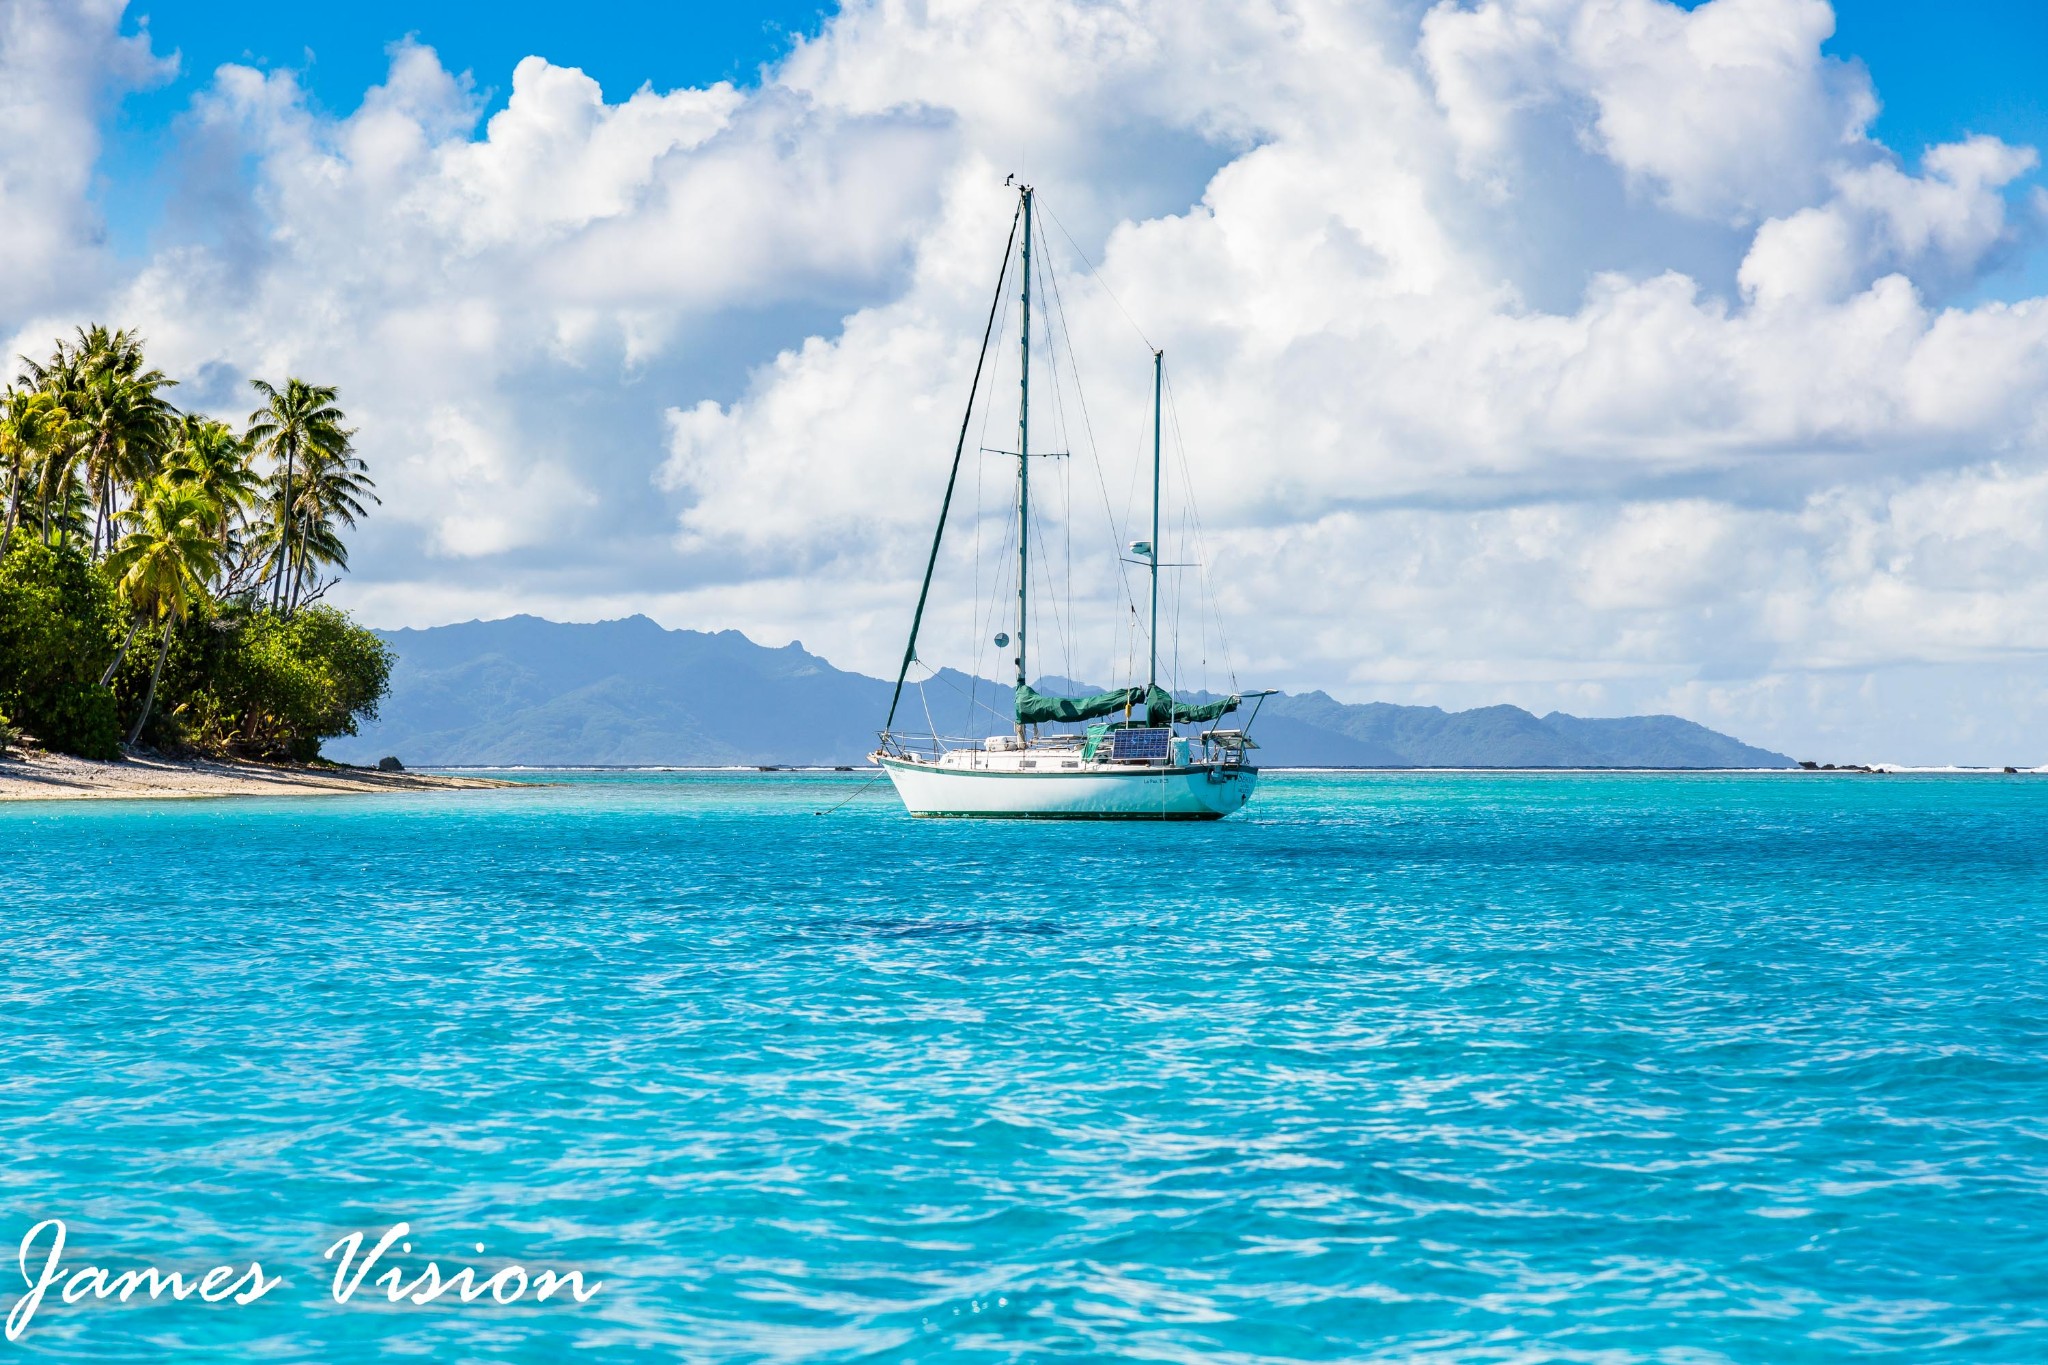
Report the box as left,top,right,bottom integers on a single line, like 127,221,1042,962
6,1219,601,1340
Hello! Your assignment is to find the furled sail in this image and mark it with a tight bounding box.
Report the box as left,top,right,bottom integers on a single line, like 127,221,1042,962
1144,685,1240,726
1014,684,1145,725
1013,683,1241,726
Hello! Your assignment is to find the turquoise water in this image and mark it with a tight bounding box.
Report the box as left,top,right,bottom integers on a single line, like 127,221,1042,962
6,771,2047,1361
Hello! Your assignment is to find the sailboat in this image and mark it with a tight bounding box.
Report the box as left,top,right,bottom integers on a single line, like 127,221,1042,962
870,182,1268,820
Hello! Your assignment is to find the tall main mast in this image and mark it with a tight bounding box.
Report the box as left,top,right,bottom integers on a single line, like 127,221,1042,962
1015,185,1033,734
1149,349,1162,696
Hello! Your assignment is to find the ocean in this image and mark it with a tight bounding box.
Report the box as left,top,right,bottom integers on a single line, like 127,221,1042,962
6,771,2045,1361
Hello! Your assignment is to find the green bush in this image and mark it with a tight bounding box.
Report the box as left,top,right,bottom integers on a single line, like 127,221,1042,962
34,682,123,759
3,539,390,762
0,540,124,758
110,598,230,753
180,605,393,761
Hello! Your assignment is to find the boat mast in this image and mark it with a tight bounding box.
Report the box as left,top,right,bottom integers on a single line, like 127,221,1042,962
1015,185,1033,739
1149,349,1162,701
881,202,1020,735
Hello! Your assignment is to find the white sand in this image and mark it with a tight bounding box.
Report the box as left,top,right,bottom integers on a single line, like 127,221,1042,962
0,748,519,801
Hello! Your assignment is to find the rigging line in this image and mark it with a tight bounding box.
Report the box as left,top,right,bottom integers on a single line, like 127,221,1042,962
1118,396,1145,569
1124,603,1141,693
974,502,1021,733
980,484,1021,707
923,656,1016,722
1037,227,1142,631
1162,363,1242,693
1033,226,1072,458
1029,490,1072,684
968,268,1013,735
969,419,982,732
1167,386,1230,698
1172,498,1190,697
816,770,888,817
1197,491,1211,698
1026,223,1079,683
907,657,1012,732
1040,197,1155,353
1027,224,1077,680
1040,223,1138,687
919,671,941,746
884,200,1022,732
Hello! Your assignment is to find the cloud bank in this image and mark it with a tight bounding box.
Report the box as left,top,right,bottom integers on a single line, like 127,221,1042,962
6,0,2048,763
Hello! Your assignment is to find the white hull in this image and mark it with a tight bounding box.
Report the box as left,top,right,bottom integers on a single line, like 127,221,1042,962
877,756,1257,820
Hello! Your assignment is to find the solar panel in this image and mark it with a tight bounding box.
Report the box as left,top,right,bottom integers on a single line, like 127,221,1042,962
1107,727,1171,762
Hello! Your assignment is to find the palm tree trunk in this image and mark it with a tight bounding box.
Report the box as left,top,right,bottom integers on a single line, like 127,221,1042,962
91,464,114,560
127,618,173,748
274,444,295,613
54,462,74,550
0,471,19,561
98,616,142,687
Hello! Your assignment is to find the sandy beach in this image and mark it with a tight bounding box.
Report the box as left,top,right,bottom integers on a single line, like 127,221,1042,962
0,749,519,801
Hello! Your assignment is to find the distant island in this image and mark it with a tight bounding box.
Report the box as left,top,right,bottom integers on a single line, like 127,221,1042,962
328,615,1796,770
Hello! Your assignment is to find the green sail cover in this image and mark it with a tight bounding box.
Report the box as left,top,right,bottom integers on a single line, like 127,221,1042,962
1014,684,1145,725
1013,684,1242,726
1144,685,1241,726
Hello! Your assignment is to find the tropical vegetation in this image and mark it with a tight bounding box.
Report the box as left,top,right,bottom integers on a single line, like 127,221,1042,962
0,326,391,762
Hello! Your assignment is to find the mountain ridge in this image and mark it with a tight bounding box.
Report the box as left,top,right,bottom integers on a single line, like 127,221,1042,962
325,614,1796,769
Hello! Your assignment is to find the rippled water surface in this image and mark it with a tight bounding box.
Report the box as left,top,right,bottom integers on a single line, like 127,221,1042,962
7,771,2048,1361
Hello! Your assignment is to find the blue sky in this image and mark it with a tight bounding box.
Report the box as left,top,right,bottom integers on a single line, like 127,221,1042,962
1825,1,2048,158
127,0,829,103
1824,0,2048,298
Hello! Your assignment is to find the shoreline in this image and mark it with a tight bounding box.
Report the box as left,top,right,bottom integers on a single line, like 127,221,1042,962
0,749,525,802
391,762,2036,775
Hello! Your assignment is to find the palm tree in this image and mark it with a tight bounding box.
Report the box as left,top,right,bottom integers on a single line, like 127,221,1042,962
278,438,377,610
16,331,83,395
0,389,71,560
102,480,220,746
24,326,179,559
17,345,77,545
77,332,178,559
164,415,260,576
272,513,354,608
246,379,348,614
0,388,20,560
30,421,86,548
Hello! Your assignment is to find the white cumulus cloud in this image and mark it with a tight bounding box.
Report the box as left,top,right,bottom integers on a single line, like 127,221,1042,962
6,0,2048,763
